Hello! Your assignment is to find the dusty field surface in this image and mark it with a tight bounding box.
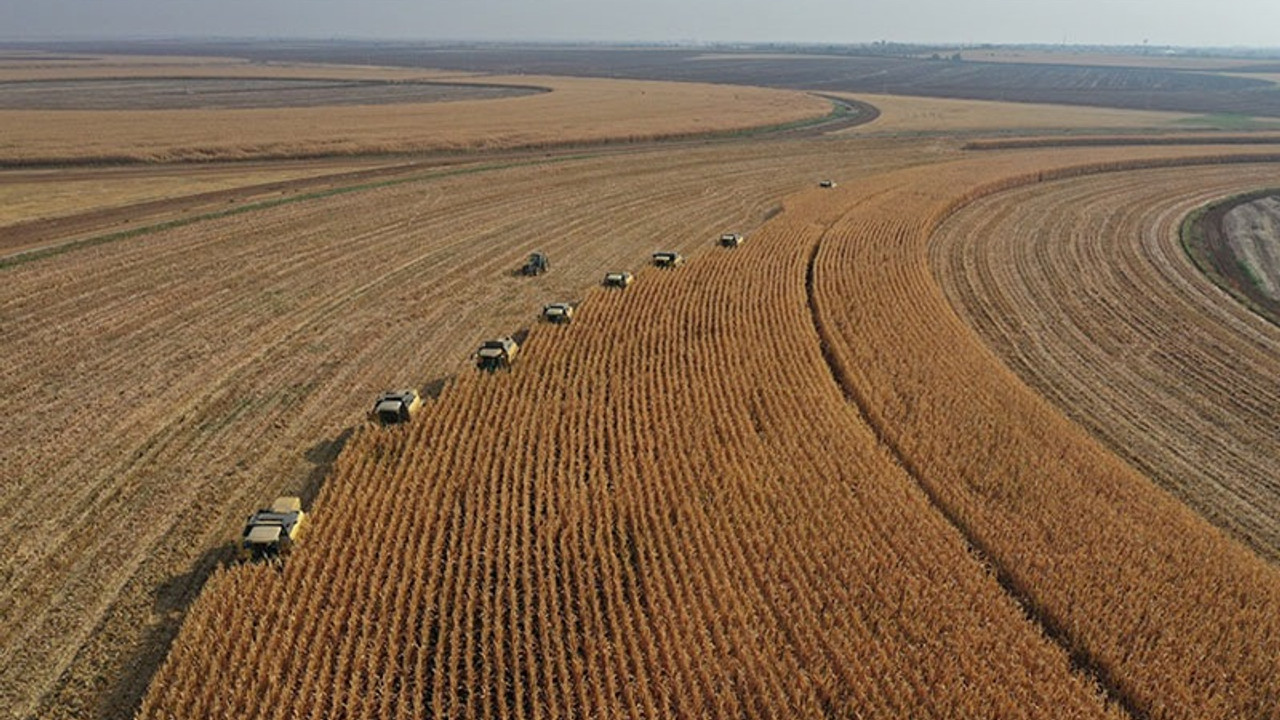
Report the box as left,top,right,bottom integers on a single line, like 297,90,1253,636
1221,194,1280,302
933,166,1280,563
0,135,942,720
0,56,830,164
136,144,1280,720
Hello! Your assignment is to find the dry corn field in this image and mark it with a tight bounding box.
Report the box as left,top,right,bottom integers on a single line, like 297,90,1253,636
0,136,942,720
130,143,1280,720
6,53,1280,718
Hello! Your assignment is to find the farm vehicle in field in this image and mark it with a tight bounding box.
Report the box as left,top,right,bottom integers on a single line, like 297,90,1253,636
652,251,685,268
719,233,744,247
819,179,837,188
239,497,307,562
542,302,575,324
522,252,550,276
603,271,634,288
369,389,422,425
476,336,520,371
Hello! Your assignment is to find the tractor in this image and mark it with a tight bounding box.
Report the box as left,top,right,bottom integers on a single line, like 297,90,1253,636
522,252,550,276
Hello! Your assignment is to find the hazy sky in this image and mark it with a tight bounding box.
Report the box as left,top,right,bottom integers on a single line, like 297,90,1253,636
3,0,1278,48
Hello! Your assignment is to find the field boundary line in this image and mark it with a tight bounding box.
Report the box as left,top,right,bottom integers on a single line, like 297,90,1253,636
964,134,1280,151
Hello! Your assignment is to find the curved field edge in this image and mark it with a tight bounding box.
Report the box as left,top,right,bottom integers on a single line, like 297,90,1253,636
0,96,871,268
928,165,1280,563
808,147,1280,719
0,73,836,165
1182,188,1280,327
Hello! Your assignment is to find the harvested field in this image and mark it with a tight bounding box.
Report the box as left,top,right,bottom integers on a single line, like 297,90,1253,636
954,49,1270,71
932,169,1280,559
106,41,1280,118
833,92,1204,134
137,144,1280,720
0,57,478,82
0,160,396,226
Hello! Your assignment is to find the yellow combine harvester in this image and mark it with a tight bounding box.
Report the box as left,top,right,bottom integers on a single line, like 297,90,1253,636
603,271,634,288
238,497,307,562
652,251,685,268
476,336,520,371
542,302,575,324
369,389,423,425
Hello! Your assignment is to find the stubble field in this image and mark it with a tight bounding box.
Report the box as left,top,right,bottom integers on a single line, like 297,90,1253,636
4,49,1280,720
933,166,1280,560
